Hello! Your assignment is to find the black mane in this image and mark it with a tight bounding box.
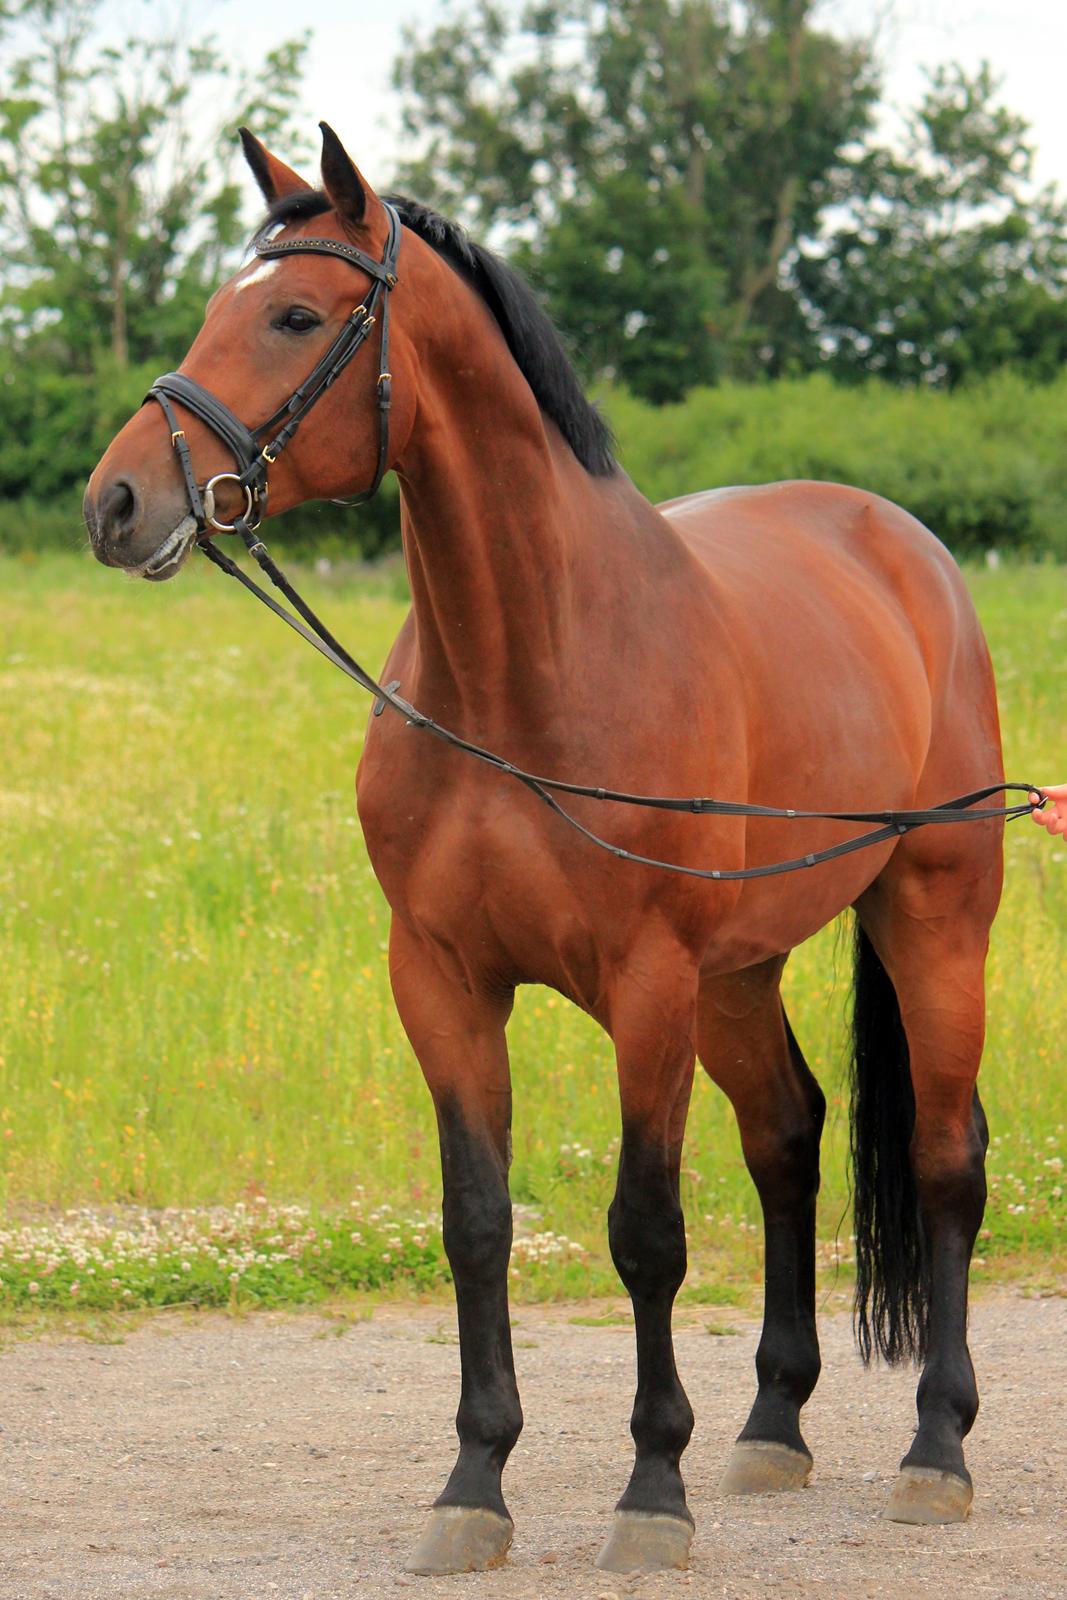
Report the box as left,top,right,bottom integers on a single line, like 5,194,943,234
253,191,615,478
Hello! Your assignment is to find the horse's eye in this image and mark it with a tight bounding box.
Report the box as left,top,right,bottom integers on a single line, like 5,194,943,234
277,306,319,334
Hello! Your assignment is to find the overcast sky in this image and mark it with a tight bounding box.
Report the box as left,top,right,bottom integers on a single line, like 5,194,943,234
197,0,1067,191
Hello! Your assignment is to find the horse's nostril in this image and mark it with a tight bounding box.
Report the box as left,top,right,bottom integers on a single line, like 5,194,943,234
100,477,140,540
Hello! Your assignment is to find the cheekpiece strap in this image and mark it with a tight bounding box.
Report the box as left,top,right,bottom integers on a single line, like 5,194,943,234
150,387,208,530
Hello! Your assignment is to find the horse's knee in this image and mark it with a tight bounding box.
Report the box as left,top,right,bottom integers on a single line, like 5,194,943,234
608,1189,687,1301
442,1182,512,1283
435,1105,513,1284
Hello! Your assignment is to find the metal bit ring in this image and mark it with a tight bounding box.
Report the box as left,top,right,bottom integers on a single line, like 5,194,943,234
204,473,258,533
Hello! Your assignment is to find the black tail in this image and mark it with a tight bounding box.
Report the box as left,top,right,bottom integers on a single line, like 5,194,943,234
850,921,929,1365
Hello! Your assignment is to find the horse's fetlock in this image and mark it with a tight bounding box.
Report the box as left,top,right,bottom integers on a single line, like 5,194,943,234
754,1326,820,1405
457,1391,523,1454
632,1389,694,1458
916,1352,978,1434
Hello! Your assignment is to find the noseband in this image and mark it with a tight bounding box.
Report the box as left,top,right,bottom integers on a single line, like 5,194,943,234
146,203,401,546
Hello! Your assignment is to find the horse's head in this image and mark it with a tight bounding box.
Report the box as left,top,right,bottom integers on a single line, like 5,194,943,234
85,125,417,579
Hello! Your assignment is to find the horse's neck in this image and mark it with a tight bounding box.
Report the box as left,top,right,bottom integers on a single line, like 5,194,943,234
395,363,652,728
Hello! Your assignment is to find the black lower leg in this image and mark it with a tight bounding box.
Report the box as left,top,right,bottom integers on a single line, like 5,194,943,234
902,1104,986,1481
434,1102,522,1518
738,1018,824,1456
609,1132,694,1523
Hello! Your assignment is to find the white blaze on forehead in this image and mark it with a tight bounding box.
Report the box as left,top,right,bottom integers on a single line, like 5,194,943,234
234,258,280,293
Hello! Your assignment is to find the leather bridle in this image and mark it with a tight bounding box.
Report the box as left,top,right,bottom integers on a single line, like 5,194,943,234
146,202,401,548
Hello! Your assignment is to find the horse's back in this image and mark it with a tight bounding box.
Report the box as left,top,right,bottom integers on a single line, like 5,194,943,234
659,479,963,599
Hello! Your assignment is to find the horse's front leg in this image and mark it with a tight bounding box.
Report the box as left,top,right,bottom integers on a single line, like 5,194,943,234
389,920,521,1576
596,956,699,1574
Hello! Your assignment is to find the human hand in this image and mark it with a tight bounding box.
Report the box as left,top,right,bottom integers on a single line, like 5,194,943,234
1030,784,1067,838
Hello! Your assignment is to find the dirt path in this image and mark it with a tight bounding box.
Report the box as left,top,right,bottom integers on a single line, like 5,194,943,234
1,1294,1064,1600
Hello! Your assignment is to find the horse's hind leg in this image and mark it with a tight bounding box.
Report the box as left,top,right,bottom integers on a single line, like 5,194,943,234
854,831,1001,1524
596,952,699,1574
388,920,521,1575
698,958,825,1495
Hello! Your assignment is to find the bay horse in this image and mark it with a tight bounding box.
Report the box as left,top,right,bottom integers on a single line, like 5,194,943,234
84,125,1064,1577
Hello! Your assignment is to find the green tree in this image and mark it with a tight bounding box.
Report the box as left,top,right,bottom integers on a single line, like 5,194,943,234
794,63,1067,385
392,0,879,398
0,0,309,374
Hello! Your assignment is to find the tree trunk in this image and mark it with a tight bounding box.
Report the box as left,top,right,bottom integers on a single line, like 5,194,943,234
111,181,129,369
730,6,805,341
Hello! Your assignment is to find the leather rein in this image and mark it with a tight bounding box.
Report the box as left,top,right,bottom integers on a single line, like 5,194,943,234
145,207,1047,882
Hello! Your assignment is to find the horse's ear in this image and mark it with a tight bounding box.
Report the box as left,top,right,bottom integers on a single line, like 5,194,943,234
238,127,312,204
319,121,369,225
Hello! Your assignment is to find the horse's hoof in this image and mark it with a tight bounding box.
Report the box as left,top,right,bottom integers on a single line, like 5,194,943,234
883,1466,973,1525
718,1440,813,1496
405,1506,514,1574
594,1511,693,1573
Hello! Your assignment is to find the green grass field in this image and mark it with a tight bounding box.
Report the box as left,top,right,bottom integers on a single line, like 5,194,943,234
1,551,1065,1310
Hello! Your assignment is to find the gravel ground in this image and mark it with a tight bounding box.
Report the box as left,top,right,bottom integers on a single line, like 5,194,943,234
0,1293,1064,1600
